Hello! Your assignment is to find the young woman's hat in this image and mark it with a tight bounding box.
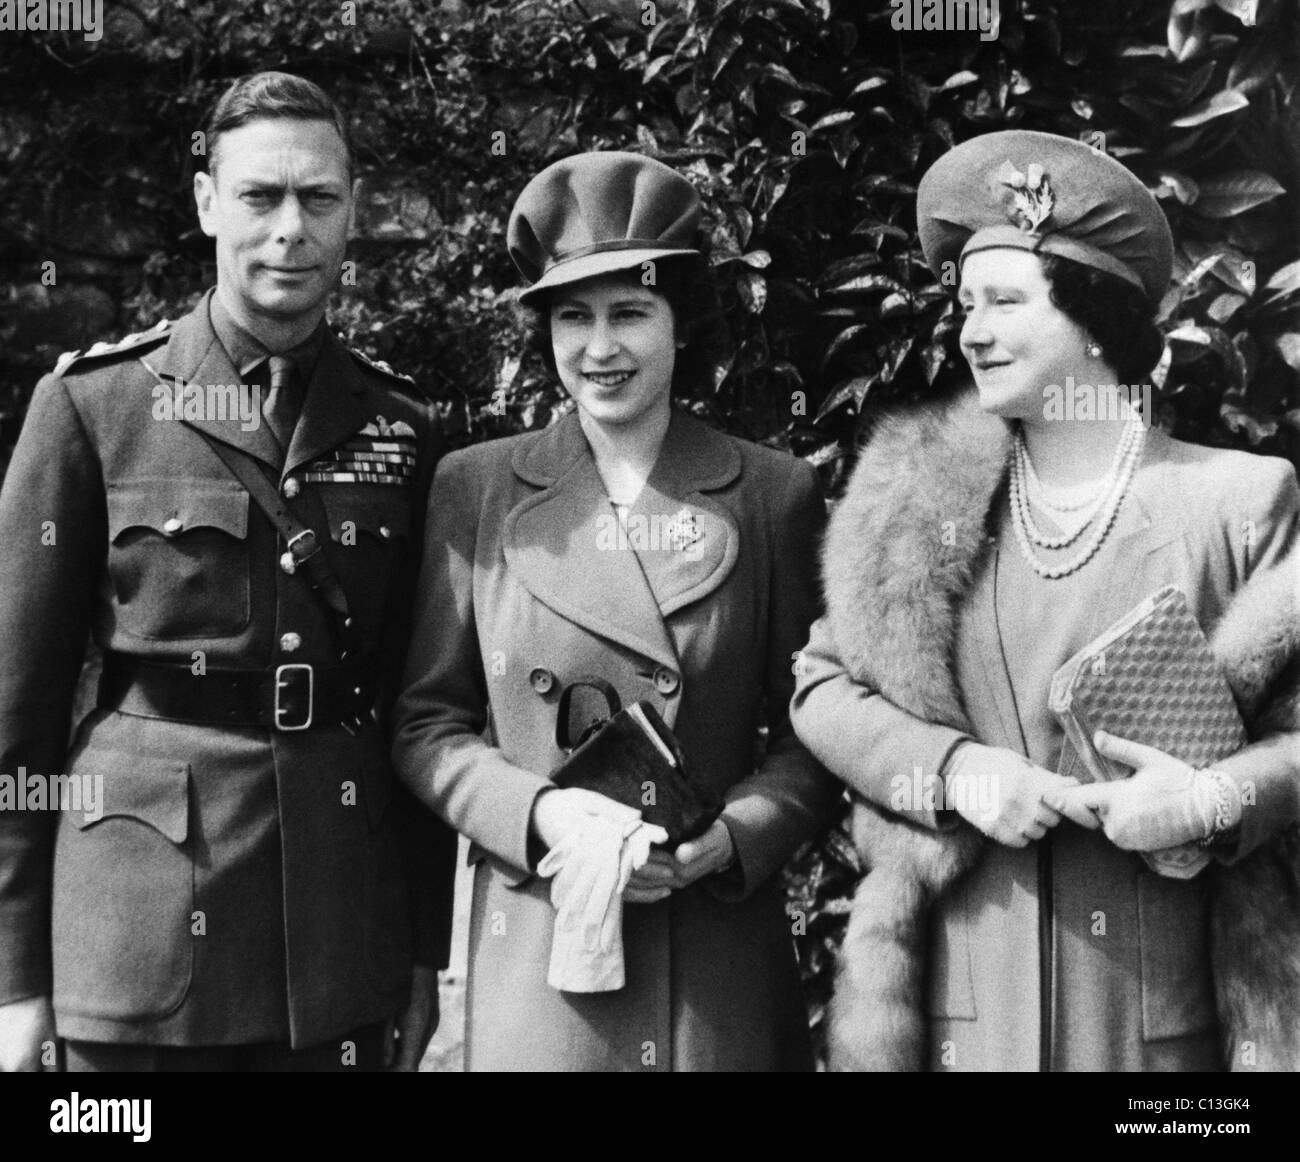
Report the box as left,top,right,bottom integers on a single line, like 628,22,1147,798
916,129,1173,304
508,151,701,303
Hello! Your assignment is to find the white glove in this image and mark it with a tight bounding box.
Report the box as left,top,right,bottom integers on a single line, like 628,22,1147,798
537,815,669,993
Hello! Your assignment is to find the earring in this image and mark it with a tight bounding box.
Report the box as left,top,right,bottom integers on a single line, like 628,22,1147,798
1087,341,1102,358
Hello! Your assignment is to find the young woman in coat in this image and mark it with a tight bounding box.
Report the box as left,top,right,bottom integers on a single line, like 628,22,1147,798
791,130,1300,1072
392,151,843,1071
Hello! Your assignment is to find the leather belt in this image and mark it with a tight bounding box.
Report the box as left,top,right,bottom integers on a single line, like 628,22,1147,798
98,652,379,732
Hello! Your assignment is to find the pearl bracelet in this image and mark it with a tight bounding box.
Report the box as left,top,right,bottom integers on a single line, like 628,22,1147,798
1196,768,1241,848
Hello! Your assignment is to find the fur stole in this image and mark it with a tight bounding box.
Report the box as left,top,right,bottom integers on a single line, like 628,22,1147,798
821,389,1300,1072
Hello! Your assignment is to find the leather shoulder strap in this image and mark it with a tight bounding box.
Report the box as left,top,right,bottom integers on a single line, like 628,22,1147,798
139,356,364,661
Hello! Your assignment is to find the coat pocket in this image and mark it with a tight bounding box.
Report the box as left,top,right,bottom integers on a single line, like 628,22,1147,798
1136,870,1216,1041
52,751,194,1021
106,478,251,639
925,887,978,1021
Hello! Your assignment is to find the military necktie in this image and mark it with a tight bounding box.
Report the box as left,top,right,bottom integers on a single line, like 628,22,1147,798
261,354,300,452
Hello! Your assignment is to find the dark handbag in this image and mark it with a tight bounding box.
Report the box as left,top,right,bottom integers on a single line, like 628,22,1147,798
549,677,722,847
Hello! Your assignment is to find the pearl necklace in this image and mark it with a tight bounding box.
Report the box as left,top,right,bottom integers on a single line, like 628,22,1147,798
1009,418,1146,579
1021,421,1135,517
1015,419,1143,548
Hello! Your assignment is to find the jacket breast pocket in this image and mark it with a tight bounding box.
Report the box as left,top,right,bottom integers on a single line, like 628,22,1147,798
51,752,194,1021
1137,870,1217,1041
317,487,411,613
107,478,250,639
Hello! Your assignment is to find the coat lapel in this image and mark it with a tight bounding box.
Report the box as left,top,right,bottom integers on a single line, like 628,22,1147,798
966,539,1028,754
621,411,741,617
503,410,741,670
149,290,282,470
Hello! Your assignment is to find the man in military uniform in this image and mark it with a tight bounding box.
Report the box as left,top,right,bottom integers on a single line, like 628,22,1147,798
0,72,455,1071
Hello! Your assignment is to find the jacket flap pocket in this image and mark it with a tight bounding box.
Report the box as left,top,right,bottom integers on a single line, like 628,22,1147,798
107,479,249,542
1137,870,1215,1040
318,488,410,543
66,751,189,843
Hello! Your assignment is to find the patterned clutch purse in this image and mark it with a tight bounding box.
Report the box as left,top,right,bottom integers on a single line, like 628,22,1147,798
1049,585,1247,878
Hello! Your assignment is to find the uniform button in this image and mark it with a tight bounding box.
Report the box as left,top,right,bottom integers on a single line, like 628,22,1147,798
279,632,302,653
162,517,183,536
653,666,679,695
529,667,555,695
379,525,392,540
283,478,300,498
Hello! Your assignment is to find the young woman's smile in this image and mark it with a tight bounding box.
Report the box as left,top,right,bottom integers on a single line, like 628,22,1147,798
549,274,683,429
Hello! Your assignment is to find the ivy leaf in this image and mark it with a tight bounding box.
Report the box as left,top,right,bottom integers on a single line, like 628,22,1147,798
824,273,904,295
644,55,674,83
1194,170,1286,217
821,324,873,369
850,76,887,96
937,70,979,91
1206,292,1246,322
815,375,874,422
737,270,767,314
1170,89,1250,128
1273,334,1300,371
809,109,856,132
1265,259,1300,295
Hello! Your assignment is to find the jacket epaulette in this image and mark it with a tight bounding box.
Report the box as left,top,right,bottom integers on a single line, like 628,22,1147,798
52,319,174,378
346,346,419,393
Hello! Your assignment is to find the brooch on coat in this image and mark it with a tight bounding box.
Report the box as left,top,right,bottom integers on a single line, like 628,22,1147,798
664,509,703,552
301,415,417,486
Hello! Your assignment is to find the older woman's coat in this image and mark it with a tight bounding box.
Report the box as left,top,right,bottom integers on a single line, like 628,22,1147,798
393,409,842,1071
791,390,1300,1072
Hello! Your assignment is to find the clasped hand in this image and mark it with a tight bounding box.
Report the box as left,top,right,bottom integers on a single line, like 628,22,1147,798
1045,731,1224,852
529,786,733,905
945,742,1080,847
948,735,1226,853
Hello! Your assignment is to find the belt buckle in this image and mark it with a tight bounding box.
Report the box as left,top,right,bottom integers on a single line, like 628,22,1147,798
274,663,314,731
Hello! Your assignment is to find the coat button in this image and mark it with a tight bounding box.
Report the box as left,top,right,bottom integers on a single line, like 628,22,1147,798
283,478,300,499
529,667,555,695
279,632,302,653
653,666,680,695
162,517,183,536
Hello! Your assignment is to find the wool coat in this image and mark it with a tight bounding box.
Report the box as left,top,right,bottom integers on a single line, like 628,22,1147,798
0,292,456,1049
392,409,844,1071
790,389,1300,1072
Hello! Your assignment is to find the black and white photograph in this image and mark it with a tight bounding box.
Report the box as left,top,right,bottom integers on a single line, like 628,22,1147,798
0,0,1297,1129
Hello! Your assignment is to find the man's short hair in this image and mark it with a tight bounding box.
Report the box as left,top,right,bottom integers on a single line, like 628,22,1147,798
204,71,354,179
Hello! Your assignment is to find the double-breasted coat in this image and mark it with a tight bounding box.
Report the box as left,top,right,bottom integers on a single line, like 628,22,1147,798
0,290,456,1049
791,398,1300,1071
392,409,843,1071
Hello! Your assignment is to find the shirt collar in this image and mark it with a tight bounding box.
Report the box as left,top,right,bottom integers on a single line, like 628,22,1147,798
208,288,327,382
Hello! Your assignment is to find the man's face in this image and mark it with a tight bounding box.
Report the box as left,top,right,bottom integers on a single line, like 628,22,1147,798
194,117,353,329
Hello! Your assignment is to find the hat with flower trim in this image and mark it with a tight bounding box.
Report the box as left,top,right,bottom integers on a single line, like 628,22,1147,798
916,130,1173,305
508,151,702,304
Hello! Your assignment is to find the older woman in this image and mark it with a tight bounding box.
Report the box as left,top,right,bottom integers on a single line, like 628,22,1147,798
791,130,1300,1072
392,151,841,1071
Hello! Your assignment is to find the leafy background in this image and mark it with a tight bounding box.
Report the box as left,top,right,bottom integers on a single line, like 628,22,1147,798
2,0,1298,1060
